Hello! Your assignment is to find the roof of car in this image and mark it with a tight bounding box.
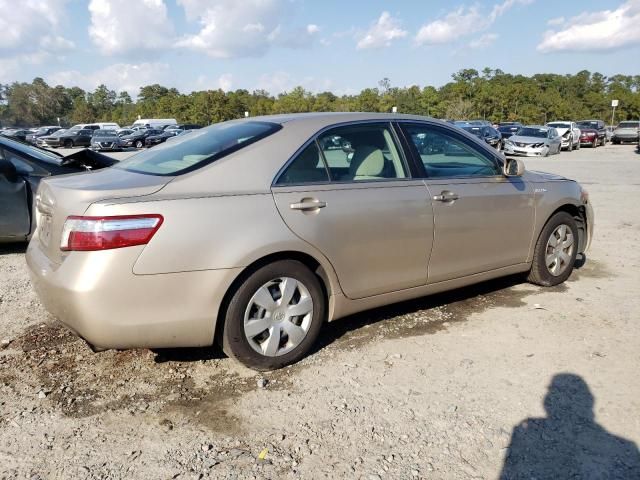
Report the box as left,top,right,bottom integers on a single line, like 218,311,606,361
235,112,451,132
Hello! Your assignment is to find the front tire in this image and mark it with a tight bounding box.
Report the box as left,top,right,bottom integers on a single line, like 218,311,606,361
135,140,144,148
222,260,326,371
64,139,74,148
527,212,578,287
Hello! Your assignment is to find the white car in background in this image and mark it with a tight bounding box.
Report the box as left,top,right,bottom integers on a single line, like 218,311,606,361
546,121,581,151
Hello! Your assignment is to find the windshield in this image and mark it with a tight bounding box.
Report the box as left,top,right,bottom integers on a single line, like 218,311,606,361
93,130,117,137
577,121,598,128
618,122,638,128
50,129,67,137
547,123,570,129
498,126,519,132
115,121,281,176
516,127,548,138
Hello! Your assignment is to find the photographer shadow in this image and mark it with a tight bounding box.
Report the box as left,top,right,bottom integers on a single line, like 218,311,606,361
500,373,640,479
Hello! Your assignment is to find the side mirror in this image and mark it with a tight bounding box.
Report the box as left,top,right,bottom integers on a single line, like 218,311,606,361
504,157,525,177
0,158,19,183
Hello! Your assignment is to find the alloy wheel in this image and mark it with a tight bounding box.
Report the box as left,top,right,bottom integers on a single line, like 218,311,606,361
243,277,313,357
545,224,574,276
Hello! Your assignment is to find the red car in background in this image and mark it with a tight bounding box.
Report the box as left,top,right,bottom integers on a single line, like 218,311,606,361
579,128,601,148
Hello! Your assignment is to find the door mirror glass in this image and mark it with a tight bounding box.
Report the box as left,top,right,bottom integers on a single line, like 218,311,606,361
504,157,525,177
0,158,19,182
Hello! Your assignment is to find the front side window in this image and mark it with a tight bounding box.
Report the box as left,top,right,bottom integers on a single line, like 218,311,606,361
316,123,407,182
116,121,281,176
401,123,501,178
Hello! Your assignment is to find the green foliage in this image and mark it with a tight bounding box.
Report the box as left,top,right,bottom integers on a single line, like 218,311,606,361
0,69,638,127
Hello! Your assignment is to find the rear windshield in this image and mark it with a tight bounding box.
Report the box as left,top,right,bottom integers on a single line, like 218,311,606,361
115,121,281,176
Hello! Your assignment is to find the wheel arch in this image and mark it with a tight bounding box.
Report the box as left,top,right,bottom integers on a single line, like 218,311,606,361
213,250,337,345
547,203,588,253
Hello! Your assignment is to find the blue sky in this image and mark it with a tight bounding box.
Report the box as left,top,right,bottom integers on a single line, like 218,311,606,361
1,0,638,97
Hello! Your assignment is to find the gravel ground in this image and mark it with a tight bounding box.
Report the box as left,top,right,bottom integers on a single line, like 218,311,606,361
1,143,640,479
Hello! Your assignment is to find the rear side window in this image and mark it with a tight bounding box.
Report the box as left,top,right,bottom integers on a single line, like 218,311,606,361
276,143,329,185
116,121,281,176
317,123,407,182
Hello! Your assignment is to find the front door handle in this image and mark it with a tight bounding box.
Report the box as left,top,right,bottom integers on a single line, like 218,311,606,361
290,198,327,211
433,190,459,202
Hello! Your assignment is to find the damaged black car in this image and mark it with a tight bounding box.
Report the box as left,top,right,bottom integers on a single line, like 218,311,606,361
0,136,116,242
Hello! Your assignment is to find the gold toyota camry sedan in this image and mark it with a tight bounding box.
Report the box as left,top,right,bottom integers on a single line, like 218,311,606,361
26,113,594,370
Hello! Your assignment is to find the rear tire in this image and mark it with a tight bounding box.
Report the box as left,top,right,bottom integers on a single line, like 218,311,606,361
527,212,578,287
222,260,326,371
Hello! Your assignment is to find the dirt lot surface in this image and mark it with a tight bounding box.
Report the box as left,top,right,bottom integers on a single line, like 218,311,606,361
1,144,640,479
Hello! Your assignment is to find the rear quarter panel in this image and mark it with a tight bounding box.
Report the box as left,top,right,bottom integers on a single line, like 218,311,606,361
84,194,341,292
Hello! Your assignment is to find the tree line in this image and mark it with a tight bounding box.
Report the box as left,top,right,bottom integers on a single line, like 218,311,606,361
1,68,638,128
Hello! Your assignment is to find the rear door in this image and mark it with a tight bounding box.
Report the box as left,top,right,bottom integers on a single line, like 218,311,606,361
272,122,433,299
399,122,534,284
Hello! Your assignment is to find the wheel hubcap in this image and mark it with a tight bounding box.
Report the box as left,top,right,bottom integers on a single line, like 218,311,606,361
545,224,574,276
244,277,313,357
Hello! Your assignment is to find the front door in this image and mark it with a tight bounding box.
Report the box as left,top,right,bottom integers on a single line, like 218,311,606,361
0,152,30,239
272,122,433,299
399,122,535,283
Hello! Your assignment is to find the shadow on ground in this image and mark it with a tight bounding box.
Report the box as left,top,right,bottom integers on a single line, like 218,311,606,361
0,242,27,255
157,255,603,363
500,373,640,479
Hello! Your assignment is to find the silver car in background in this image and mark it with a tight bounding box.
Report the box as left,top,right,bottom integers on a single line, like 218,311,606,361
504,126,562,157
612,121,640,144
26,113,593,371
90,129,123,151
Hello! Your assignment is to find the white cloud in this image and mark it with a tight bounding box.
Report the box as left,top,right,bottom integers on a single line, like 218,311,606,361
538,0,640,52
48,63,170,95
469,33,499,49
547,16,565,26
415,0,531,45
255,71,334,94
357,12,407,49
217,73,234,91
175,0,317,57
0,0,73,53
0,0,74,78
88,0,174,55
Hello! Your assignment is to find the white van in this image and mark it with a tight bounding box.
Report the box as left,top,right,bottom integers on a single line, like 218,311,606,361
69,122,120,131
132,118,177,129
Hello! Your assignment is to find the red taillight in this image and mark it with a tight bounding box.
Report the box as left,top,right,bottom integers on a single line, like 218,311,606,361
61,215,163,251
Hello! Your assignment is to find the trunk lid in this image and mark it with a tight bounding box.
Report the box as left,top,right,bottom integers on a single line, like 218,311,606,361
35,168,171,263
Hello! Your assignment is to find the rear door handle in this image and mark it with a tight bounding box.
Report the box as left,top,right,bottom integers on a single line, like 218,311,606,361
290,199,327,211
433,191,459,202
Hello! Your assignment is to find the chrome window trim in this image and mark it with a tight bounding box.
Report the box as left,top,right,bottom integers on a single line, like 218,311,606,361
396,120,506,181
272,120,414,188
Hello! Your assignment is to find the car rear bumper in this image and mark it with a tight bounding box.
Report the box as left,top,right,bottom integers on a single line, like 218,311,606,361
26,239,242,350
